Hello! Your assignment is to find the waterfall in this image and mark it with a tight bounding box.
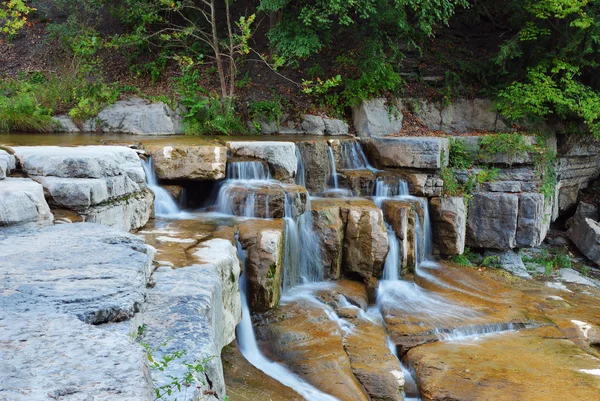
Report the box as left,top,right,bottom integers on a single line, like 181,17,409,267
295,146,306,188
340,141,373,170
235,240,340,401
282,194,322,291
141,157,185,218
382,226,400,281
327,147,339,190
227,160,270,180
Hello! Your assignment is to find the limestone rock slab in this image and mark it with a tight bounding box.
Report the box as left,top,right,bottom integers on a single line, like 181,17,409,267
0,311,153,401
467,192,519,250
145,144,227,180
0,178,53,227
516,193,550,248
0,223,154,324
89,97,182,135
430,196,466,255
353,98,403,137
363,137,449,169
0,149,15,179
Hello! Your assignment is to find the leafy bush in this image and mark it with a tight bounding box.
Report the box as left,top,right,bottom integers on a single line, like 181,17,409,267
0,0,32,38
249,99,284,126
449,139,475,169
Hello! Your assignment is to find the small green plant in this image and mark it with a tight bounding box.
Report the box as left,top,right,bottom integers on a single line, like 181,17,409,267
554,253,572,269
581,265,590,277
448,139,475,169
476,167,499,184
478,133,530,166
0,0,33,38
267,263,276,279
544,261,554,277
481,255,501,268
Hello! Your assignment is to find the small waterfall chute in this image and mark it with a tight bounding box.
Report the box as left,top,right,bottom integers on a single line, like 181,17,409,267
142,157,187,219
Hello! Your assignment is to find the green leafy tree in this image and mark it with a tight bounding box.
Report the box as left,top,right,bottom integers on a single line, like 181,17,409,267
0,0,32,38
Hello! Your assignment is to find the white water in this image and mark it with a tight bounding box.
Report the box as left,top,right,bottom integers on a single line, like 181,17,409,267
295,146,306,188
227,160,271,180
235,242,340,401
339,141,374,170
327,147,339,190
142,157,187,218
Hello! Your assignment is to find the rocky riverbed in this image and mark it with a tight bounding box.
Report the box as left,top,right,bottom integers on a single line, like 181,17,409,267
1,124,600,401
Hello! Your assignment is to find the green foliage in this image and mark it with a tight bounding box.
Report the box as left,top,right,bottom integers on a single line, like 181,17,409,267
481,255,501,268
522,247,572,276
183,96,246,136
0,0,32,38
449,139,475,169
475,167,499,185
0,92,55,132
137,331,214,401
451,247,478,266
478,133,529,166
249,98,284,126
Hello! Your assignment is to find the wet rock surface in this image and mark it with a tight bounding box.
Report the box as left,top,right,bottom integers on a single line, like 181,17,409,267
228,141,298,181
220,181,307,219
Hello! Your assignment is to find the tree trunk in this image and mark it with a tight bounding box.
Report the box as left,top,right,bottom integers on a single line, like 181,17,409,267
210,0,228,100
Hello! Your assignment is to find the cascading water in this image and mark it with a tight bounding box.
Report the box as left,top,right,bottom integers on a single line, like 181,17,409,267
142,157,186,218
227,160,271,180
339,141,374,170
235,240,340,401
327,147,339,190
282,193,322,291
295,146,306,188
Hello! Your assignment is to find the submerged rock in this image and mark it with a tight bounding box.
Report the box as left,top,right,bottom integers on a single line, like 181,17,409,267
145,144,227,180
0,178,53,228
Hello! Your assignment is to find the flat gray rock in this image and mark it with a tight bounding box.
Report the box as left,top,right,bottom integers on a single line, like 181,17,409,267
362,137,449,169
0,149,15,179
0,310,153,401
0,223,154,324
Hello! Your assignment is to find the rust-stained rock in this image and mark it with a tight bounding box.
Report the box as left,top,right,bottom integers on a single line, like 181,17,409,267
238,219,285,312
218,182,307,219
338,169,377,196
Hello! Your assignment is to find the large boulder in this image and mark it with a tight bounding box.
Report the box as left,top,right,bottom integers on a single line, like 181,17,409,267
467,193,519,250
13,146,153,231
0,178,53,228
353,98,403,137
363,137,449,169
145,144,227,180
228,141,298,182
0,311,153,401
0,223,155,324
567,203,600,266
311,198,389,280
87,97,183,135
430,197,466,255
0,149,15,179
238,219,285,312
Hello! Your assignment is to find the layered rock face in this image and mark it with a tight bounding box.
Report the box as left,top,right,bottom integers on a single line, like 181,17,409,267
555,134,600,215
353,98,403,137
145,143,227,180
311,198,388,280
12,146,153,230
467,192,550,250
